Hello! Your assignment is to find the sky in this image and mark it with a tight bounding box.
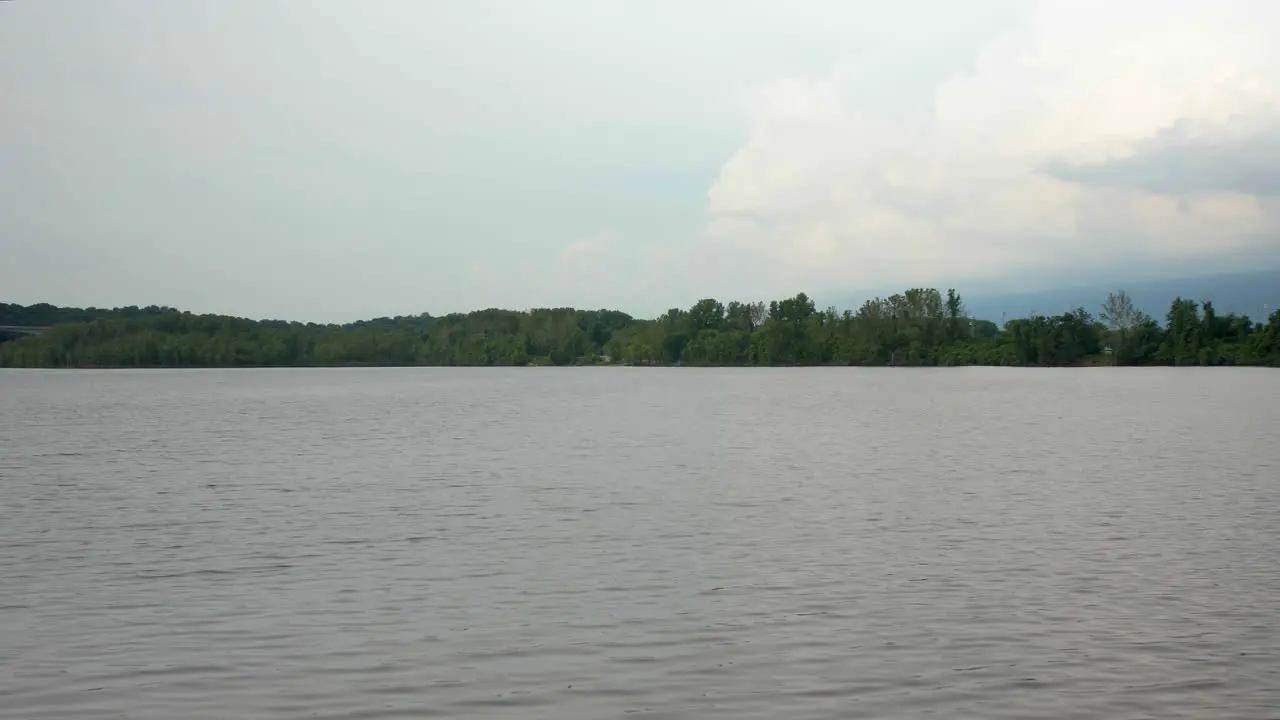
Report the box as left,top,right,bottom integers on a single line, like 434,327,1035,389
2,0,1278,322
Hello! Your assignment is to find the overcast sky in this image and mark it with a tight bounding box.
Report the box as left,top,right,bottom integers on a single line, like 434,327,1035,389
2,0,1278,321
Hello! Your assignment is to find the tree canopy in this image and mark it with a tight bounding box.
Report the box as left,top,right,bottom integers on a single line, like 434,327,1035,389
1,288,1277,368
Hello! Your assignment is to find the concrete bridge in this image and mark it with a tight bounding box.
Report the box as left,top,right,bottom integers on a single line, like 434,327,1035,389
0,325,49,336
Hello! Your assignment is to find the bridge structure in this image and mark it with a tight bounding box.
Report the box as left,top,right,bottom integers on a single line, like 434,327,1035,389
0,325,49,336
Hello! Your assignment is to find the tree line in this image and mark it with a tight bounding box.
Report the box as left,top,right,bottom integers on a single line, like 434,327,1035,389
1,288,1277,368
0,302,176,328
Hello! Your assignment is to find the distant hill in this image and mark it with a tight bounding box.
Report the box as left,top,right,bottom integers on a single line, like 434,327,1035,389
956,270,1278,323
0,303,177,343
0,302,176,328
0,302,440,345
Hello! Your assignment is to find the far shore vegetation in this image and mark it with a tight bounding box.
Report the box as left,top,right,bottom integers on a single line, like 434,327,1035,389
1,288,1277,369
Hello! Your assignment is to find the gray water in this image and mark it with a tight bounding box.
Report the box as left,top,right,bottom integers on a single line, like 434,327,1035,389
1,367,1277,719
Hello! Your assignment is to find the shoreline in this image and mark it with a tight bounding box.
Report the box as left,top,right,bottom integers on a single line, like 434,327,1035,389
5,291,1278,369
2,362,1274,371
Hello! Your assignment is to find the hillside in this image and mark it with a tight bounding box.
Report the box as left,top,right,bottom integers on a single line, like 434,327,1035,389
959,270,1280,323
0,302,438,344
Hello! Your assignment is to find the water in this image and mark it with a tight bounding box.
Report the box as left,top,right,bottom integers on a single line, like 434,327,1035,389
1,367,1278,719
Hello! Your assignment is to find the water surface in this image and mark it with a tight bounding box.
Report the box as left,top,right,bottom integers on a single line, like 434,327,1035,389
1,367,1277,719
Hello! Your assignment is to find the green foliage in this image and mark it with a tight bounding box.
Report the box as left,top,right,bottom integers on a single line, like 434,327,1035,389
0,302,176,327
1,289,1276,368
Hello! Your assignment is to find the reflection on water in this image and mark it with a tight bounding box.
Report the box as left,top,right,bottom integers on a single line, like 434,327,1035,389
1,367,1277,719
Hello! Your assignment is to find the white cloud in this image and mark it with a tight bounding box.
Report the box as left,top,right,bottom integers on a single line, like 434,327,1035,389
557,231,619,271
6,0,1280,319
459,230,677,314
703,0,1280,298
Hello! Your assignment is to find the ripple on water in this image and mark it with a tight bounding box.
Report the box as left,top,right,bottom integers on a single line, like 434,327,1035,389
1,367,1278,720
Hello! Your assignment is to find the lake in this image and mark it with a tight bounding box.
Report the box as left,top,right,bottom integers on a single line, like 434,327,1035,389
1,367,1277,719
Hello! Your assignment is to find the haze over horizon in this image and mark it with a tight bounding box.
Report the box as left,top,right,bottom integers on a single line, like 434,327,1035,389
3,0,1279,323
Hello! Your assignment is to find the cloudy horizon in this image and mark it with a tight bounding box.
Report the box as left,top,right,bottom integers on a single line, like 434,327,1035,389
2,0,1278,322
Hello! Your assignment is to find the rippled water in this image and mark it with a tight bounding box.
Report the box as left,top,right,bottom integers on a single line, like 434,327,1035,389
1,367,1278,719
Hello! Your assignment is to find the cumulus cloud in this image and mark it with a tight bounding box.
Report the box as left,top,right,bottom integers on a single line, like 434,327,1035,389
1042,111,1280,196
703,0,1280,297
460,230,676,313
557,231,618,271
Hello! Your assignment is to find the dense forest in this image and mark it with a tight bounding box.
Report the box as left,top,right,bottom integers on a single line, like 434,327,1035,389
1,288,1277,368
